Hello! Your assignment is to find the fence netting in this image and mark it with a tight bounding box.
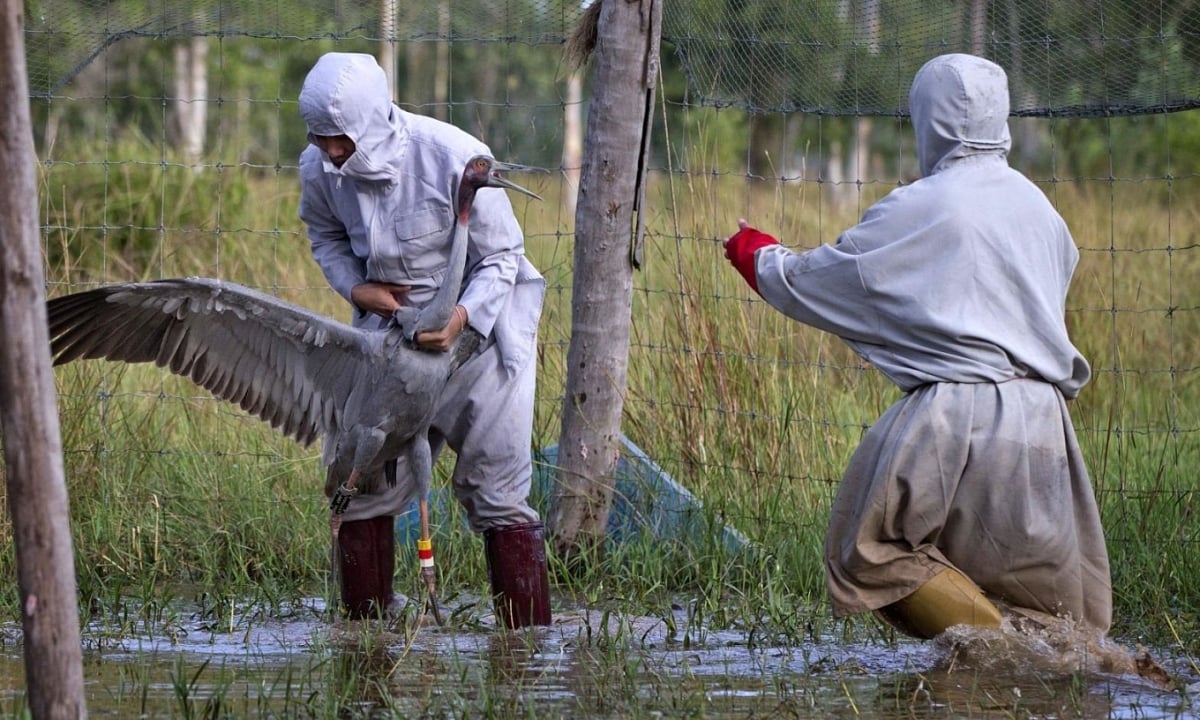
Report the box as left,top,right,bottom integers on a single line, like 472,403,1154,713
18,0,1200,603
28,1,1200,116
670,0,1200,117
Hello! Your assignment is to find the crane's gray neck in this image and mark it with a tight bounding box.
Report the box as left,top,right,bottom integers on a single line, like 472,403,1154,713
395,186,469,342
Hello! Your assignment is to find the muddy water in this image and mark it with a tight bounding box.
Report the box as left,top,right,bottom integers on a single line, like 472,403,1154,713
0,596,1194,718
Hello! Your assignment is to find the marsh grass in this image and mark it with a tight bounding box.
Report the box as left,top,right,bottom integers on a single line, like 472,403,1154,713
2,138,1197,708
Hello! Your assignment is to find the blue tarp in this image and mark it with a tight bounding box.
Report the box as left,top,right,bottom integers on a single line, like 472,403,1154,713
396,435,750,553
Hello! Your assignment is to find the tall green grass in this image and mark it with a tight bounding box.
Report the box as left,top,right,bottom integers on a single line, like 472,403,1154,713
4,140,1196,658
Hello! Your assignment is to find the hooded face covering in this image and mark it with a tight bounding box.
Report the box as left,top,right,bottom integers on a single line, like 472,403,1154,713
299,52,405,183
909,53,1012,177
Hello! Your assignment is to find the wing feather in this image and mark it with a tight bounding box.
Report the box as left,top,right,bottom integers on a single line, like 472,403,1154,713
47,278,376,447
53,298,165,364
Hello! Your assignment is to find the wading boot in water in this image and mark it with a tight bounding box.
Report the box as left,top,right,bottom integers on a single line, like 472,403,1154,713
336,515,396,620
876,567,1002,639
484,521,552,629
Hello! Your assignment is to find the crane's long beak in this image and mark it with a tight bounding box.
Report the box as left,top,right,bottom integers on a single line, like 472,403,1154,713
488,160,544,201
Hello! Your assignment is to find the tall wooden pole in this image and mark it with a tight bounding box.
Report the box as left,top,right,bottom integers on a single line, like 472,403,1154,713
0,1,88,717
378,0,397,101
549,0,661,562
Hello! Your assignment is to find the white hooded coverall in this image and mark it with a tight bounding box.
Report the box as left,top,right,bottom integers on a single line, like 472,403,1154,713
297,52,545,531
752,54,1112,631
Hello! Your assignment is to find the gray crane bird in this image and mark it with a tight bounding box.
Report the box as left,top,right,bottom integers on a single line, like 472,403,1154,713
46,155,540,622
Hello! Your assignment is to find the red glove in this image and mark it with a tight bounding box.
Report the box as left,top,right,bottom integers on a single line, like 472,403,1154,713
724,225,779,293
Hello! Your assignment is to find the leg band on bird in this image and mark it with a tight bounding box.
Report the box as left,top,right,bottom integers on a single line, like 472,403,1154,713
329,482,359,515
336,515,396,619
483,521,552,629
875,566,1003,639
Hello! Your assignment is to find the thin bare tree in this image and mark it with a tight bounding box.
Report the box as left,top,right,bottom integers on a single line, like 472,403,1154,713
379,0,397,100
433,0,450,121
0,1,87,717
169,12,208,167
561,69,584,220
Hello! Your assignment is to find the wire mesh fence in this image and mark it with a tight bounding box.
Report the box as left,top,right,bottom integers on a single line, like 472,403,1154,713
20,0,1200,593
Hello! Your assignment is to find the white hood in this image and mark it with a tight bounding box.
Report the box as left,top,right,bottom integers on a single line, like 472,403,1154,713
909,53,1012,177
299,52,408,183
753,53,1089,397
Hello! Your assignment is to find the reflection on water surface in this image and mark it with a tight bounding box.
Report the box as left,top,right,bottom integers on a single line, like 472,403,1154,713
0,596,1193,718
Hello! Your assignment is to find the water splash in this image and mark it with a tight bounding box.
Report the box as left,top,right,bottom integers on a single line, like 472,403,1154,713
931,604,1175,689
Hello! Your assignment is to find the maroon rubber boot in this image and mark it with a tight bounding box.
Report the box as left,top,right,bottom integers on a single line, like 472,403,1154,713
483,521,552,629
336,515,396,619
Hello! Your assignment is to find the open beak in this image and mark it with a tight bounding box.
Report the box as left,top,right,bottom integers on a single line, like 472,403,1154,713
488,160,545,201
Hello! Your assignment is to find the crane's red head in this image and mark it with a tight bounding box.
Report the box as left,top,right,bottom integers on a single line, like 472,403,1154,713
457,156,541,221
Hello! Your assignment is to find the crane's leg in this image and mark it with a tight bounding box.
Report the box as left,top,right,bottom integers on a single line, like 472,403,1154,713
417,496,443,625
329,469,361,539
408,439,443,625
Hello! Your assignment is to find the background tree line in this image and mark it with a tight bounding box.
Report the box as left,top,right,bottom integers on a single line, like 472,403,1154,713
24,0,1200,193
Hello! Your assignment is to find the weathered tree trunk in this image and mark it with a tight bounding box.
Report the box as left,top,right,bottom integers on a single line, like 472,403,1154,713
170,32,208,166
0,1,87,717
549,0,661,562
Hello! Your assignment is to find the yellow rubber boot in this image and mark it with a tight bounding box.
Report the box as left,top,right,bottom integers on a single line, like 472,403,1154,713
876,567,1003,639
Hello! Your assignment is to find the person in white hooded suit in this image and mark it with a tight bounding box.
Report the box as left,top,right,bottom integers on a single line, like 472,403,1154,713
724,53,1111,638
297,52,550,627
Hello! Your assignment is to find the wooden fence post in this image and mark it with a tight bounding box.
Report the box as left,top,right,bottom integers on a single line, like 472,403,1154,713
0,0,88,717
550,0,662,562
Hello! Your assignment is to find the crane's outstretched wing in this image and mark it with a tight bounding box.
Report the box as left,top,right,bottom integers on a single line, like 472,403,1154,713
47,278,374,447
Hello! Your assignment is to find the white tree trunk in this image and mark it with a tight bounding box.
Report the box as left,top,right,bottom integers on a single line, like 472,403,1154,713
379,0,397,101
826,139,845,208
853,115,872,193
561,70,583,221
170,35,208,166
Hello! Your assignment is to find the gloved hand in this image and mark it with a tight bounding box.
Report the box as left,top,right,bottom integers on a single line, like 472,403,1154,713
724,219,779,293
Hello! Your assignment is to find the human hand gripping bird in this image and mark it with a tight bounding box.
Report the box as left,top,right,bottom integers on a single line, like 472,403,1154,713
46,155,541,624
